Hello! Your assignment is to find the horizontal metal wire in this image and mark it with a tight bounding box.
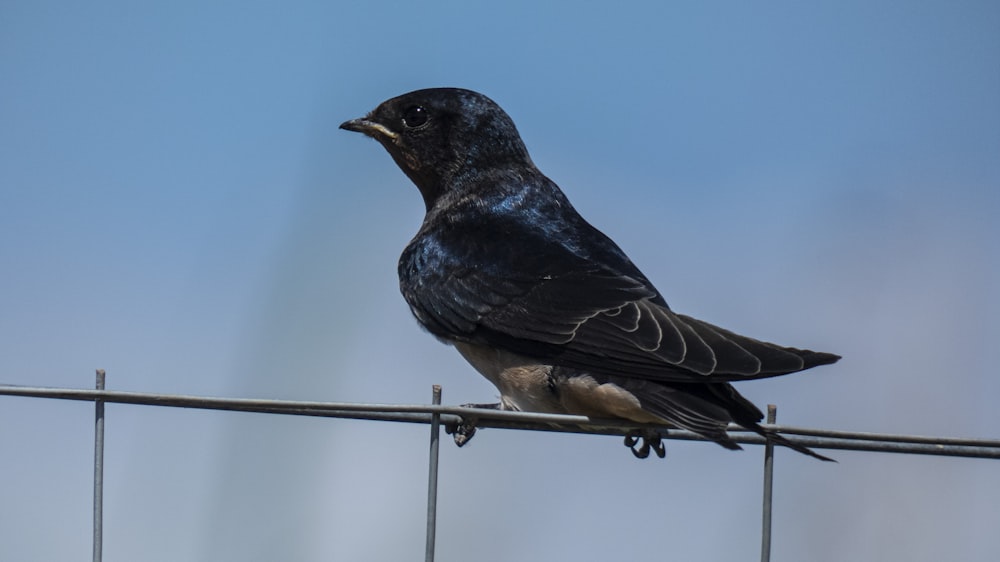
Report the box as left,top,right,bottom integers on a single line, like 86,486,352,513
2,383,998,459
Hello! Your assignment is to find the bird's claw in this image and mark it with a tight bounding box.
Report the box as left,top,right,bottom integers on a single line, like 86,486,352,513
624,430,666,459
444,402,501,448
445,418,478,447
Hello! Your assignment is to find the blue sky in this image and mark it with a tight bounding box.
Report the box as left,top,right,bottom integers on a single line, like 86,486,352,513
2,1,998,561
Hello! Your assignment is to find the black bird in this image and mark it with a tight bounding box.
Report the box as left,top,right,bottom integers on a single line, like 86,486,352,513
341,88,839,460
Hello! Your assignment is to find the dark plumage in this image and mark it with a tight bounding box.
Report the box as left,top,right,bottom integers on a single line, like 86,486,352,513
341,88,839,460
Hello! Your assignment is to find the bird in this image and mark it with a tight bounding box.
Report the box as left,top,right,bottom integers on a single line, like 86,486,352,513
340,87,839,461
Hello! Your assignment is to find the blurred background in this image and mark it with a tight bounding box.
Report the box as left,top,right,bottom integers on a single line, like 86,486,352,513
2,1,998,561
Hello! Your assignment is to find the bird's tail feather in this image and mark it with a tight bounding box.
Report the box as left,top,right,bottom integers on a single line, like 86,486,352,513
630,379,835,461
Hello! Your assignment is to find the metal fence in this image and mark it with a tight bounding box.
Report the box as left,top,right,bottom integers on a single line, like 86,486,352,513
2,371,999,562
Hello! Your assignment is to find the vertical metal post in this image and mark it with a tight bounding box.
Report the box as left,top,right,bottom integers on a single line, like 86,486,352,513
760,404,776,562
93,369,106,562
425,385,442,562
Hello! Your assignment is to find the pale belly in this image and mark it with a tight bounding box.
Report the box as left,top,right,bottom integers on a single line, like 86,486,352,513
452,341,663,424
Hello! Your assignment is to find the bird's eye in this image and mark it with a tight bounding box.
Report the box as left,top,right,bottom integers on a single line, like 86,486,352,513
402,105,428,128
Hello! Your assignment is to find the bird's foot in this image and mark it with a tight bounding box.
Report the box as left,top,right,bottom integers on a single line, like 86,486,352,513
444,402,502,448
446,419,478,447
624,429,666,459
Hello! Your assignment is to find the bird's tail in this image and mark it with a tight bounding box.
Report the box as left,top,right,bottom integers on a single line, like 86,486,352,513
750,426,834,462
632,380,835,461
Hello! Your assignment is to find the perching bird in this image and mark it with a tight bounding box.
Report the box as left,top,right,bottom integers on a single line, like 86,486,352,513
341,88,839,460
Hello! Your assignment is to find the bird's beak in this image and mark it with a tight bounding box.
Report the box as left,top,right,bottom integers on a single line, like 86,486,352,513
339,118,399,141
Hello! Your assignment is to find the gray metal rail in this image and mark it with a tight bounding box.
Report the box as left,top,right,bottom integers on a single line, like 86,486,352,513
2,374,998,562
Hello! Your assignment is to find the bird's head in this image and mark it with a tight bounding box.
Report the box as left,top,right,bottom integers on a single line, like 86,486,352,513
340,88,532,210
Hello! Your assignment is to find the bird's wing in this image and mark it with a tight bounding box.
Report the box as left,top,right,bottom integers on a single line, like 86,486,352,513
462,270,831,380
402,224,837,382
